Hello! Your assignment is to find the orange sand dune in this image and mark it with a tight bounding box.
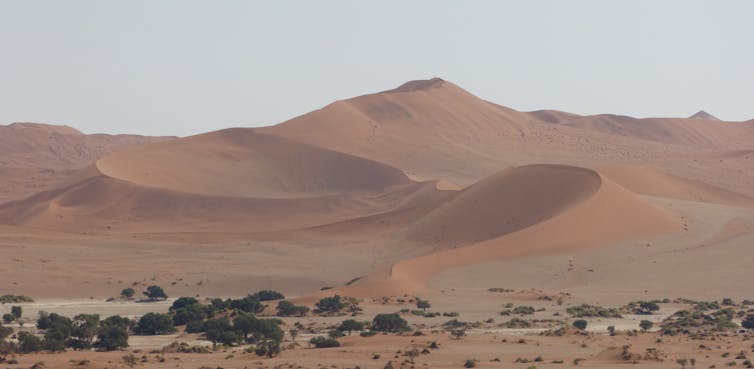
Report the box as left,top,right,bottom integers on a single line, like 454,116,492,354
406,165,601,246
263,78,754,191
97,128,410,198
0,169,428,233
598,164,754,208
337,167,682,296
1,126,434,233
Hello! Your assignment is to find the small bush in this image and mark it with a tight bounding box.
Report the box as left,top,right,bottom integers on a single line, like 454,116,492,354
572,319,588,330
309,336,340,348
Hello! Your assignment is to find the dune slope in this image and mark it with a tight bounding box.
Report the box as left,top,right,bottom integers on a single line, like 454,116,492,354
406,165,601,246
97,128,411,198
598,165,754,208
339,167,682,295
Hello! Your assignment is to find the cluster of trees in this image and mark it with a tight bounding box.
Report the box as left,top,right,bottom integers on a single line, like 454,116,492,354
0,312,132,355
308,313,409,349
1,306,21,324
313,295,362,315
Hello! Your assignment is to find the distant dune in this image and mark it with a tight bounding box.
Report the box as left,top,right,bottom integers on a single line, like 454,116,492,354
97,128,411,198
0,122,169,203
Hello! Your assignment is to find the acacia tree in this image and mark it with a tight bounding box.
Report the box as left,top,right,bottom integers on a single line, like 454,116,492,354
120,288,135,299
10,306,22,321
143,285,167,301
337,319,365,335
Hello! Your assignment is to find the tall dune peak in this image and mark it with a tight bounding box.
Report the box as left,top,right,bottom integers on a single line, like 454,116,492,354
689,110,720,121
384,77,447,93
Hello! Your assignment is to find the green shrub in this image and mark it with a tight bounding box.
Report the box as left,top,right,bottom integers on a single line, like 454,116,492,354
134,313,176,335
309,336,340,348
572,319,588,330
372,313,409,332
251,290,285,301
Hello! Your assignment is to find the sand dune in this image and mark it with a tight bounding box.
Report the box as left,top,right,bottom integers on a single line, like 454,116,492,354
0,122,168,203
338,167,682,296
264,79,754,194
97,128,411,198
2,77,752,303
529,110,754,148
406,165,601,246
598,164,754,208
0,169,427,233
689,110,720,120
0,127,428,233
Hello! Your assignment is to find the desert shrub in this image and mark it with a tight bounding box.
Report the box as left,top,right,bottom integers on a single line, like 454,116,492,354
315,295,345,313
134,313,175,335
170,297,198,310
0,295,33,304
638,301,660,314
142,285,167,301
416,299,431,310
639,320,653,331
372,313,409,332
1,314,12,324
172,303,208,326
95,325,129,351
229,314,283,343
464,359,477,368
488,288,514,293
567,304,621,318
314,295,361,315
251,290,285,301
18,332,43,353
254,339,281,358
504,317,531,328
229,296,264,313
742,315,754,329
10,306,22,320
120,288,135,299
512,306,535,315
202,317,234,345
572,319,588,330
276,300,309,317
101,315,132,330
69,314,100,349
337,319,365,334
309,336,340,348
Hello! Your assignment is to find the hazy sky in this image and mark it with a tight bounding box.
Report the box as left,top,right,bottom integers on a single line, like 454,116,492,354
1,1,753,136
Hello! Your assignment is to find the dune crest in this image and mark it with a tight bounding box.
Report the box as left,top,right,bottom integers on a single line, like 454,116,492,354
338,167,682,296
97,128,411,198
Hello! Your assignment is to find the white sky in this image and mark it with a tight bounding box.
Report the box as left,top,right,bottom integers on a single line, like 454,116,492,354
1,1,753,136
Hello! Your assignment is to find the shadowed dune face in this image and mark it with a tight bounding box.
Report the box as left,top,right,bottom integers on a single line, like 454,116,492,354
0,173,431,233
96,128,411,198
406,165,602,246
340,169,682,296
